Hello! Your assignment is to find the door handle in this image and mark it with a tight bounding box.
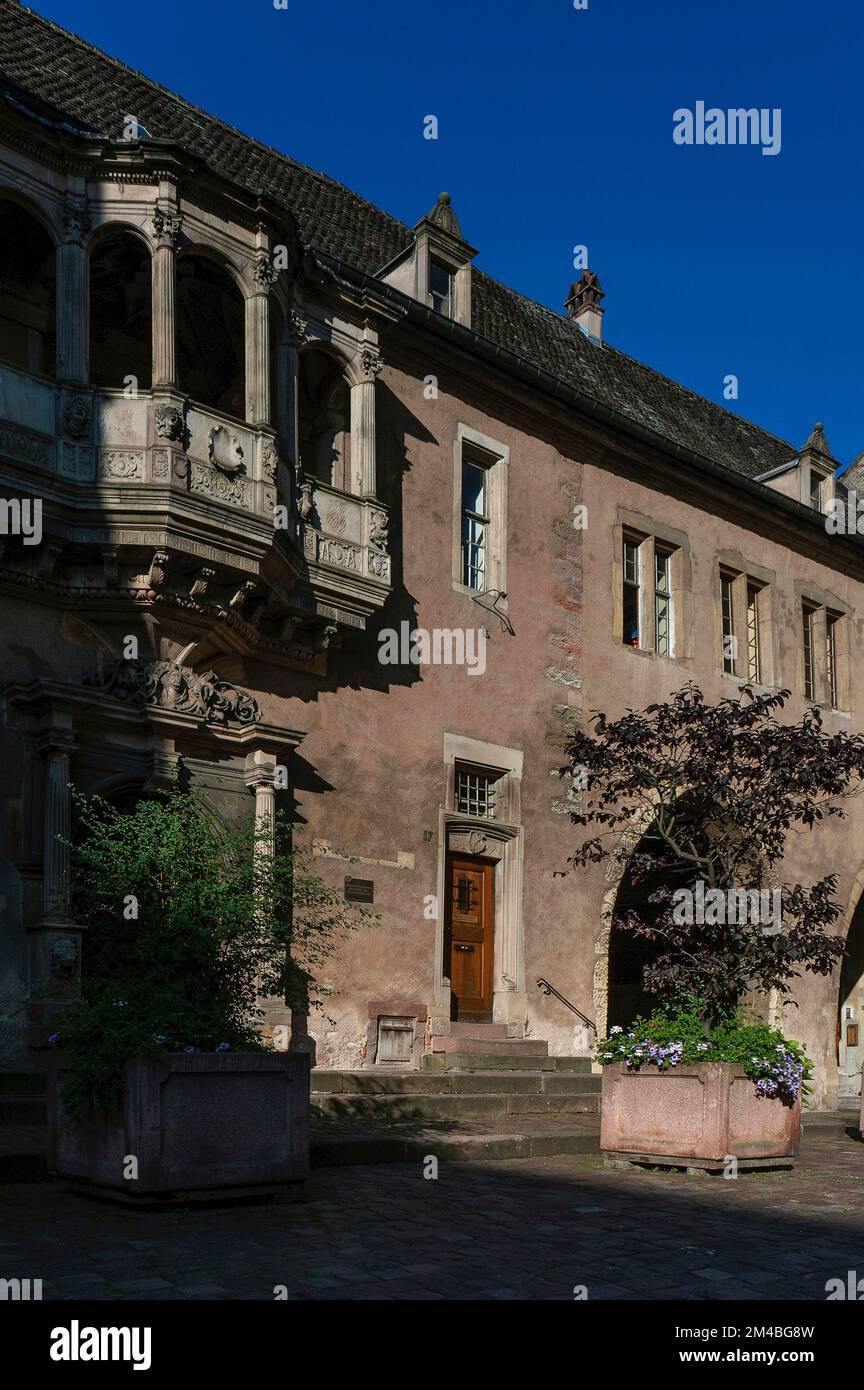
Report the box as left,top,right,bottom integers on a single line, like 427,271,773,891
455,944,475,952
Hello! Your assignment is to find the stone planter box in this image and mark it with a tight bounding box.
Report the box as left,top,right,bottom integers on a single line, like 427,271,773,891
859,1083,864,1140
48,1052,310,1202
601,1061,800,1171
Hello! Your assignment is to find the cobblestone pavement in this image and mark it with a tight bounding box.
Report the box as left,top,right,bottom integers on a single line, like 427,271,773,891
1,1129,861,1301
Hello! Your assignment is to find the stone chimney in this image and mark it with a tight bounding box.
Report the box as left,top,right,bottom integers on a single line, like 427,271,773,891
565,269,605,342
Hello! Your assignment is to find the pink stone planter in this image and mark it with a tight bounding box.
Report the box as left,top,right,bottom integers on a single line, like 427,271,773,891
601,1061,800,1170
49,1052,310,1201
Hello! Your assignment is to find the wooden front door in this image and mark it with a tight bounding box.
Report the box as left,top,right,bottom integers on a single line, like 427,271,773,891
446,855,494,1021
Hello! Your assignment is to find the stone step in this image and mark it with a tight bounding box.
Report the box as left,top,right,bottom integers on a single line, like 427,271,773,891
430,1035,548,1055
0,1096,47,1125
311,1118,601,1167
449,1021,510,1039
311,1089,600,1122
311,1068,601,1097
424,1051,557,1071
0,1072,47,1098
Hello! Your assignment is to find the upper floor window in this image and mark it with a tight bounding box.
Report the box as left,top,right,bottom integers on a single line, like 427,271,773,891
622,535,641,647
654,547,672,657
461,456,489,590
718,566,769,684
802,601,816,702
720,570,736,674
0,198,55,377
429,259,453,317
454,429,507,596
799,597,848,708
826,611,840,708
809,470,824,511
620,529,680,656
746,582,763,683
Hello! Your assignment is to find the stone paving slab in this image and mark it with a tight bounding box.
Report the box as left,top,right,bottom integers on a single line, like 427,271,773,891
0,1129,860,1300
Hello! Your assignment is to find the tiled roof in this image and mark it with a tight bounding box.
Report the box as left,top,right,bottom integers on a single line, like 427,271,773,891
0,1,798,480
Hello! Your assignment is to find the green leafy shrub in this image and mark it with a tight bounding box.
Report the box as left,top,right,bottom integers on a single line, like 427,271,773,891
52,786,375,1116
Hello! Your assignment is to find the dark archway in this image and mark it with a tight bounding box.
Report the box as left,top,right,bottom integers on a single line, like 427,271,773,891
298,346,351,489
0,198,56,375
607,825,693,1030
176,254,245,415
89,229,152,389
837,895,864,1100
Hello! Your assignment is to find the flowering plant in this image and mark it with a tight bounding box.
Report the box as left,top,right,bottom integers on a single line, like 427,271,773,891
595,999,812,1105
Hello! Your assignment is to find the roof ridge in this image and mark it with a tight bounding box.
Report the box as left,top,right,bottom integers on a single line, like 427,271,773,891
5,1,412,239
474,267,797,457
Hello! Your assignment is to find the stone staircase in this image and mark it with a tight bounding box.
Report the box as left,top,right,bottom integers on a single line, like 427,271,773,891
310,1027,602,1166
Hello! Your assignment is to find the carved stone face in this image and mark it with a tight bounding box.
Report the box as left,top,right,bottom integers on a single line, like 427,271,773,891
64,397,90,439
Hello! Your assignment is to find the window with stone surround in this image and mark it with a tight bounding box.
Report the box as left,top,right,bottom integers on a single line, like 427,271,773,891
802,600,816,702
454,764,500,820
453,426,508,596
429,259,453,317
618,527,684,658
717,565,771,686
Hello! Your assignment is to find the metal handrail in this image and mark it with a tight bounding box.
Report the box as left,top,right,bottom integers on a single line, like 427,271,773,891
536,977,596,1032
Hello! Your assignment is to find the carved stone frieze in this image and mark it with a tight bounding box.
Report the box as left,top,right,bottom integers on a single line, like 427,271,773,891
98,450,144,480
94,658,262,726
190,459,253,509
0,422,53,470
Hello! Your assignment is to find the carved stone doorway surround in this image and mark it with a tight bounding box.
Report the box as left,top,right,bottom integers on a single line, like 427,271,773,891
433,816,526,1036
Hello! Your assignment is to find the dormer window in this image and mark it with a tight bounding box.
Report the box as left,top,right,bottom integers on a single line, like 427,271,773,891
810,471,822,510
429,259,453,317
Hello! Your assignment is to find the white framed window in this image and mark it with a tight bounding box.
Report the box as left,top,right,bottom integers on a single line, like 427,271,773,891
619,529,680,657
452,426,508,596
802,601,816,702
622,534,641,647
429,259,453,317
654,547,672,657
720,570,736,674
747,582,762,683
461,455,489,591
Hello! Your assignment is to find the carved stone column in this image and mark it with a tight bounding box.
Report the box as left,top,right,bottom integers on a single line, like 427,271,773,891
244,750,289,1035
56,196,90,385
28,733,83,1035
245,748,277,856
42,741,75,921
151,207,182,388
351,345,382,497
283,309,307,471
246,256,275,426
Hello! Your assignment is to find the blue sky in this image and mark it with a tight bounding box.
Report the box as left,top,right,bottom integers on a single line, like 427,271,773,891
33,0,864,466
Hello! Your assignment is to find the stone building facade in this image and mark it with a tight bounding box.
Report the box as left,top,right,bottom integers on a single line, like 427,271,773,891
0,2,862,1105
